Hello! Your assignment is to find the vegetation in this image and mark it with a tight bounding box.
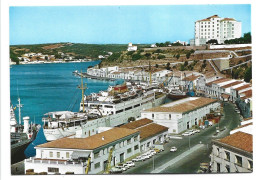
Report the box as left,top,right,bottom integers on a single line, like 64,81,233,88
244,66,252,82
224,32,251,44
206,39,218,45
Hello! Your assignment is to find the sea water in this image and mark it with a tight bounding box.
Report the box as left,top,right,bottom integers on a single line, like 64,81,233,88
10,61,124,157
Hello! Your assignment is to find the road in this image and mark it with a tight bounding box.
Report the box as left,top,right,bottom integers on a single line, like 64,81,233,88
123,102,241,174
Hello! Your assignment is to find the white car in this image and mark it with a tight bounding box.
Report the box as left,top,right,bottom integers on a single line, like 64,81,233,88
187,130,195,135
170,147,177,152
115,164,127,171
142,154,151,160
182,132,192,136
126,161,135,167
132,156,143,162
194,129,200,133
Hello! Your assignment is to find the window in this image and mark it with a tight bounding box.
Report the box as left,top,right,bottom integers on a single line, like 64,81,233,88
48,167,59,173
248,160,253,170
94,152,99,159
217,163,221,172
216,148,220,156
127,139,131,145
152,114,154,119
153,139,156,144
49,151,53,158
226,165,230,173
235,155,242,166
94,162,100,169
134,136,138,142
127,148,132,153
225,151,230,161
169,114,171,119
66,152,70,158
57,152,60,158
134,145,139,150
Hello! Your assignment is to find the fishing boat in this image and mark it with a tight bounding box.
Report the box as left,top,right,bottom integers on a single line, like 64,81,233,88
10,98,41,164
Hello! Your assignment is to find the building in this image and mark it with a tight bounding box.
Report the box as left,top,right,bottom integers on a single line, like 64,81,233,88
25,127,140,174
210,131,252,173
190,15,242,46
141,97,220,134
120,118,168,152
127,43,137,51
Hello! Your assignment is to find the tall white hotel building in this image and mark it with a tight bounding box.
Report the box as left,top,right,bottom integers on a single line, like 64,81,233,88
190,15,242,46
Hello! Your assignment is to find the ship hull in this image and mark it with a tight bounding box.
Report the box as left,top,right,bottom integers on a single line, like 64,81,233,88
11,130,38,164
167,94,187,101
43,94,166,141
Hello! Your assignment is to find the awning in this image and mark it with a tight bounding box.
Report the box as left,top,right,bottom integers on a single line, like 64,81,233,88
71,151,90,159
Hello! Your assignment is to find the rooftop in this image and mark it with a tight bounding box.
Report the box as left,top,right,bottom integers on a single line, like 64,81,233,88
120,118,168,140
182,75,200,81
240,89,252,100
221,81,243,89
120,118,153,129
206,78,230,86
216,131,252,153
144,97,218,113
37,127,139,150
234,84,251,91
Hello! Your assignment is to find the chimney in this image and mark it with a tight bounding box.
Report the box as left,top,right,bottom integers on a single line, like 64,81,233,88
102,136,105,140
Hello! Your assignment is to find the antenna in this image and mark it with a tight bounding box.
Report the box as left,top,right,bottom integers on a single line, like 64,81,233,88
78,70,87,113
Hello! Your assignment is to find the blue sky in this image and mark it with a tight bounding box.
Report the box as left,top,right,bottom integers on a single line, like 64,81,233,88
9,4,251,45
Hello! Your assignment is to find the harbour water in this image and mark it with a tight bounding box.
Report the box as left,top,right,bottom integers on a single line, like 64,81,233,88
10,61,124,157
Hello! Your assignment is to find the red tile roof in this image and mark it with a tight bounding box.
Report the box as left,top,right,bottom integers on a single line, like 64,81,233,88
37,127,139,150
240,89,252,100
197,15,220,22
182,75,200,81
234,84,251,91
120,118,168,140
138,123,168,140
206,78,230,86
144,97,218,113
217,131,252,153
120,118,153,129
221,18,236,21
221,81,243,88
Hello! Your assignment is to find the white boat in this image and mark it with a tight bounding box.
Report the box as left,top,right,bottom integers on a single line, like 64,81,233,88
42,83,166,141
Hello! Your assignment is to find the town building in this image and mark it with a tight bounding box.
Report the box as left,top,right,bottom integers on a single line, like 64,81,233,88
210,131,252,173
141,97,220,134
190,15,242,46
120,118,168,152
25,127,140,174
127,43,137,51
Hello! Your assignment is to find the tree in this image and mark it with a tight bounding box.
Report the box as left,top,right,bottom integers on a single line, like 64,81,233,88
180,64,185,71
158,54,166,59
244,66,252,82
132,53,142,61
166,62,171,70
176,54,180,60
155,64,159,68
206,39,218,44
184,61,188,66
144,53,151,59
186,52,191,59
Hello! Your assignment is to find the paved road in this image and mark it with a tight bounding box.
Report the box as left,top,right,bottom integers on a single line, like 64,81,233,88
123,102,241,174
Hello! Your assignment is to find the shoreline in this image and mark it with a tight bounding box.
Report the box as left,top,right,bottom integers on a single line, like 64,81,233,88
10,60,100,66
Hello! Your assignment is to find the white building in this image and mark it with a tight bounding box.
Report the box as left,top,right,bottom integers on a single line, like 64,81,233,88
127,43,138,51
190,15,242,46
210,131,252,173
120,118,168,152
25,127,140,174
141,97,220,134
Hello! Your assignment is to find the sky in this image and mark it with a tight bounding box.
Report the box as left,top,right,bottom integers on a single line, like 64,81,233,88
9,4,251,45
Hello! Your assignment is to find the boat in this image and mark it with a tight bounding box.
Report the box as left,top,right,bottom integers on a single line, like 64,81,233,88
10,98,41,164
167,90,187,101
42,82,166,141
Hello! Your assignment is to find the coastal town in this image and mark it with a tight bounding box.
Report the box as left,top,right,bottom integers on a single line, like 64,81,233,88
9,13,252,175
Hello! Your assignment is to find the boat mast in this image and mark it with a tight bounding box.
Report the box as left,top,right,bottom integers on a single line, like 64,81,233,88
17,98,23,125
79,71,87,113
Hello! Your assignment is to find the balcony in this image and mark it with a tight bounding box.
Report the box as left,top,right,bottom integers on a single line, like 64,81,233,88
25,157,86,166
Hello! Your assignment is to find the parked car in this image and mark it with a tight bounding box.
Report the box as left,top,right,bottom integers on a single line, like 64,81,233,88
126,161,135,167
187,130,196,135
182,131,192,136
109,167,123,174
115,165,127,171
200,125,205,129
153,148,160,153
194,129,200,133
132,156,144,162
170,146,177,152
148,150,156,156
142,154,152,159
